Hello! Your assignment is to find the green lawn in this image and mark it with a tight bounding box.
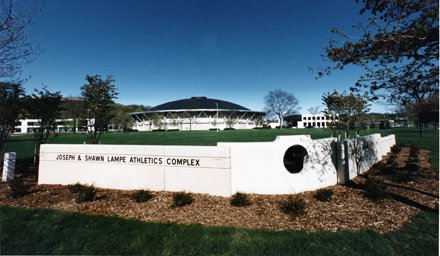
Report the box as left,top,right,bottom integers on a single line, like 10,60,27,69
7,127,439,169
1,206,437,255
1,127,438,255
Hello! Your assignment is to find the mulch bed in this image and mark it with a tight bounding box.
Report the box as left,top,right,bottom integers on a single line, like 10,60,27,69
0,147,438,234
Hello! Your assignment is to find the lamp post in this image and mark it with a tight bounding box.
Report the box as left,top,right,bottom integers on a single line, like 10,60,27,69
215,102,219,132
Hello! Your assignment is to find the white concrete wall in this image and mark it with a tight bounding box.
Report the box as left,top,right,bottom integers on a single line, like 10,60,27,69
38,134,395,196
39,144,231,196
343,134,395,181
219,136,337,195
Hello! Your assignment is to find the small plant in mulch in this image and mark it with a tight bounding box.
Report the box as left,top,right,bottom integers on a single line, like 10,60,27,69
408,144,420,162
75,185,97,203
279,196,306,216
391,144,403,154
405,162,420,172
364,178,388,201
67,182,84,194
314,188,334,202
131,189,154,203
387,154,398,165
171,191,194,207
8,179,31,199
230,192,252,207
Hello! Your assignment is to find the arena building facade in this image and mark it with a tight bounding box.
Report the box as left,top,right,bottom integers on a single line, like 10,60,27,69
130,96,265,131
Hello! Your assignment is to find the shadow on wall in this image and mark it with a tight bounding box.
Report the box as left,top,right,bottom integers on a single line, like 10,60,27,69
349,136,378,176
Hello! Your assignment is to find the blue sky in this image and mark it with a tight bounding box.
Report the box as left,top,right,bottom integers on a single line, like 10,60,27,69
21,0,390,114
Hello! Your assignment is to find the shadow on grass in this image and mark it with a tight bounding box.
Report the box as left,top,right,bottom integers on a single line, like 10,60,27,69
1,206,437,255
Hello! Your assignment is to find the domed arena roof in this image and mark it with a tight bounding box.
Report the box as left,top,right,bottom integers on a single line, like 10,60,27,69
150,96,250,111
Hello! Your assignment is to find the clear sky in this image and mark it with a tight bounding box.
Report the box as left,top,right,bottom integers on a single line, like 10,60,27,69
21,0,391,114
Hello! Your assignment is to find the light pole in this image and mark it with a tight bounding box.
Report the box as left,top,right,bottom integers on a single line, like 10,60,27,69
215,102,219,132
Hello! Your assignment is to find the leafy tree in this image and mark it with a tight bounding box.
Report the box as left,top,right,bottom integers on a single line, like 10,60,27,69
322,91,369,139
110,104,149,131
81,75,118,143
26,87,62,164
59,97,85,133
319,0,438,111
0,82,25,153
264,89,299,129
0,0,41,80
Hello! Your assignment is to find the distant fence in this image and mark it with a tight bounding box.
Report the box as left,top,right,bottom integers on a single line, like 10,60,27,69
38,133,395,196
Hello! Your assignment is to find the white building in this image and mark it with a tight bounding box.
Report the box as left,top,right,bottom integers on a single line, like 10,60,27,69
13,119,91,134
296,114,338,128
131,96,265,131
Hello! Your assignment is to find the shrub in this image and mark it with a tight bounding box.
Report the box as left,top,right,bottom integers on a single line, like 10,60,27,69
364,179,388,201
67,182,84,194
409,144,419,157
8,179,31,199
406,162,420,172
132,190,154,203
314,188,334,202
230,192,252,207
279,196,306,216
391,144,403,154
172,191,194,207
75,185,97,203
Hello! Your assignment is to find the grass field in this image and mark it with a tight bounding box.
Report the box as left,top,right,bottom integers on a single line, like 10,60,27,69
1,127,439,255
6,127,439,170
1,206,437,255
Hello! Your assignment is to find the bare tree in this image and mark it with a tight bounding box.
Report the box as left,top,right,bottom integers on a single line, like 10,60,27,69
225,114,238,129
307,106,321,116
264,89,299,129
0,0,41,80
307,106,321,128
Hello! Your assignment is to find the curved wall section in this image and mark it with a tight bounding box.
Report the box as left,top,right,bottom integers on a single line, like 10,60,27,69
38,134,395,196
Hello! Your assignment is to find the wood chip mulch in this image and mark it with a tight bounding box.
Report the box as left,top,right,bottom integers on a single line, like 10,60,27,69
0,147,438,234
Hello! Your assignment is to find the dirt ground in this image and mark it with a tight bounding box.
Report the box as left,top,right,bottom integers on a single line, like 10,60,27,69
1,147,438,234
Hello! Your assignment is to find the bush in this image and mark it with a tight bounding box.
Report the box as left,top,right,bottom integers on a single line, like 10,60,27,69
230,192,251,207
409,145,419,158
391,144,403,154
314,188,334,202
67,182,84,194
406,162,420,172
364,179,388,201
75,185,97,203
132,190,154,203
279,196,306,216
8,179,31,199
172,191,194,207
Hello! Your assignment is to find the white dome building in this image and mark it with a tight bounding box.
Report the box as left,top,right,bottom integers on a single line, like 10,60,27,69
131,96,265,131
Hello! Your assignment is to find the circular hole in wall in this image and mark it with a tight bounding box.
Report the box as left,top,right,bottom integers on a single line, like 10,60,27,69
283,145,308,173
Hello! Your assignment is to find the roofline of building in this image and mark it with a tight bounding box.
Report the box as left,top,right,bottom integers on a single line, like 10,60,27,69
131,109,266,115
